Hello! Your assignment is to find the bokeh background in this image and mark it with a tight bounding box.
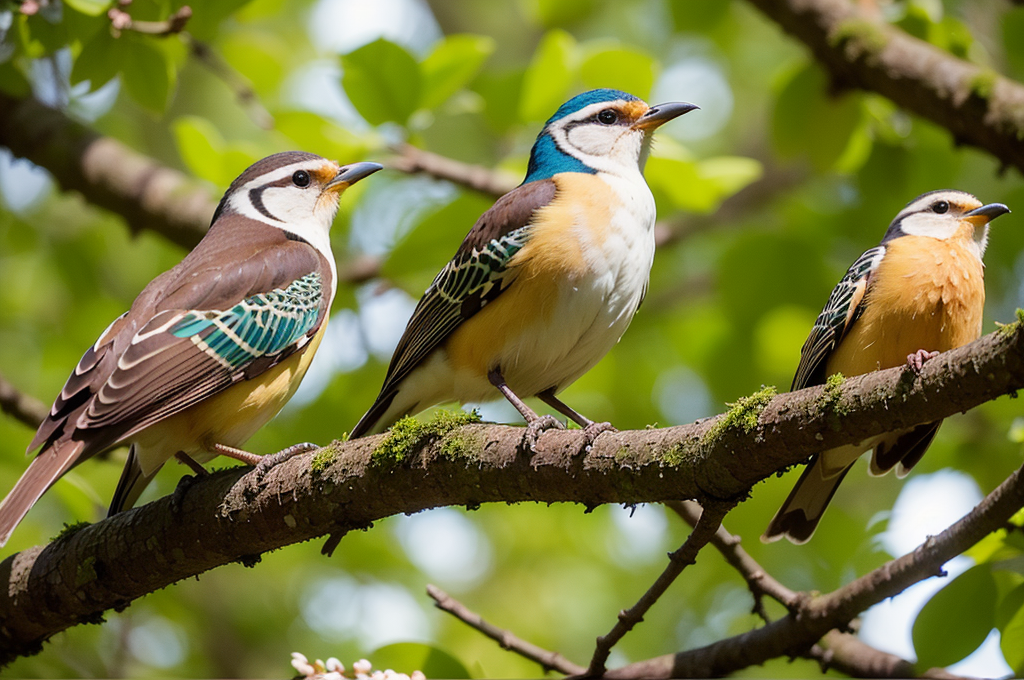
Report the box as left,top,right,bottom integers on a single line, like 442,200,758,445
1,0,1023,676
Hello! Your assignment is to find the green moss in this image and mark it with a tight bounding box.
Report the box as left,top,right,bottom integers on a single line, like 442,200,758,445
372,409,482,465
820,372,848,415
830,18,887,55
969,70,999,100
440,431,475,460
996,309,1024,337
52,521,90,543
702,385,778,445
76,556,97,587
310,447,337,476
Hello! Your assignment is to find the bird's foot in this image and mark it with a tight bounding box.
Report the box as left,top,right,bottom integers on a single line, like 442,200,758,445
524,415,564,452
170,473,199,514
253,442,319,483
581,421,617,449
906,349,940,372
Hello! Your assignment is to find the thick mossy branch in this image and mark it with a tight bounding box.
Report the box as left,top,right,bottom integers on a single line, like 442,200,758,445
2,326,1024,665
747,0,1024,176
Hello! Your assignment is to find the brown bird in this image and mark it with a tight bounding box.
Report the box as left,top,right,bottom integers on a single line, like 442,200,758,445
762,189,1010,544
0,152,382,548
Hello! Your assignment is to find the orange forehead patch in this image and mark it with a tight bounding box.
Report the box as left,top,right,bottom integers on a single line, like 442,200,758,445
621,100,650,122
311,162,340,185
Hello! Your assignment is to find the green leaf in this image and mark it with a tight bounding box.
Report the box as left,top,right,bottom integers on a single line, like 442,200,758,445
0,61,31,97
998,582,1024,674
912,564,998,669
120,37,173,113
274,111,368,162
645,151,762,214
368,642,471,680
522,0,596,28
70,29,120,88
63,0,113,17
579,43,656,101
341,38,422,126
518,29,576,123
172,116,227,185
772,62,864,171
421,34,495,110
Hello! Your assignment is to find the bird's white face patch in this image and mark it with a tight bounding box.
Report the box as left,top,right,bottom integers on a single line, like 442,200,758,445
895,190,989,259
549,100,649,177
227,159,342,261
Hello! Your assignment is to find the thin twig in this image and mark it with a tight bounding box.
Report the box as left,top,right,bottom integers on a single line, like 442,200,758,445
583,502,732,678
187,38,275,130
388,143,519,197
0,373,46,430
666,501,799,619
108,4,193,36
427,584,586,676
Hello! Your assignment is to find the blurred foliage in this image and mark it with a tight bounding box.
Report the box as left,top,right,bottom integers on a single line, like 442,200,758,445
0,0,1023,677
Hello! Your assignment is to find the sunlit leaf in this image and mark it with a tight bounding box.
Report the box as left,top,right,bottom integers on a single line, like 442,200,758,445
341,38,422,126
63,0,112,17
912,564,997,669
120,37,173,113
172,116,226,185
998,582,1024,674
579,43,656,101
421,34,495,110
518,29,576,122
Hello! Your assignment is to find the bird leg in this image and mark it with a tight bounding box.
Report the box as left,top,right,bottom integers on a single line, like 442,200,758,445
906,349,940,372
538,388,616,446
170,452,208,513
211,442,320,482
487,368,563,450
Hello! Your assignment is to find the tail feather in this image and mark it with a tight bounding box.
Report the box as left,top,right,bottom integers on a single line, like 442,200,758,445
0,440,84,547
108,444,162,516
349,390,400,439
761,456,853,544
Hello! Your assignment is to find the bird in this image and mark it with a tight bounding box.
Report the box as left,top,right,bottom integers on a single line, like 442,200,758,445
349,89,696,444
0,151,383,547
762,189,1010,544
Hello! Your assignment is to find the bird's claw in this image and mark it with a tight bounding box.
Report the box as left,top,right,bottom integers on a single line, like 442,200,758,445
582,421,617,449
524,415,564,451
905,349,940,373
170,473,198,514
252,442,319,483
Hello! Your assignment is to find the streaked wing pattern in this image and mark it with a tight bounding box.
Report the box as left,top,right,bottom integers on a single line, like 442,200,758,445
793,246,885,390
379,227,529,395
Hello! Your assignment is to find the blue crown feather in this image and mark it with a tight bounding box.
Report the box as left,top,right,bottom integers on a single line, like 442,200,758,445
523,89,640,184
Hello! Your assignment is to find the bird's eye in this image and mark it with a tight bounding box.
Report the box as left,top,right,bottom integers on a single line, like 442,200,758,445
932,200,950,214
597,109,618,125
292,170,311,187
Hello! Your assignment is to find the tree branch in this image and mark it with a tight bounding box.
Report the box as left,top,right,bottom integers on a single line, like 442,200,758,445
0,372,46,431
0,93,214,250
746,0,1024,175
583,502,730,678
1,323,1023,666
427,584,586,676
608,459,1024,678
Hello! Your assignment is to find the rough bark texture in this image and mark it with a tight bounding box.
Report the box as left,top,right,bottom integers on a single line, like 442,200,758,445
747,0,1024,175
1,323,1023,666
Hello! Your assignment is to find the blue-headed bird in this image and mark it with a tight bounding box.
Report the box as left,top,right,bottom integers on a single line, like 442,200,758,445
350,89,696,444
762,190,1010,544
0,152,382,547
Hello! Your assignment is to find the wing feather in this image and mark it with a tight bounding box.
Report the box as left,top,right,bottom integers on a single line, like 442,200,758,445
792,246,885,390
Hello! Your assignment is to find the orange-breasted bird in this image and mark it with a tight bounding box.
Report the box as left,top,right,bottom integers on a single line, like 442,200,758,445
762,189,1010,544
349,89,696,445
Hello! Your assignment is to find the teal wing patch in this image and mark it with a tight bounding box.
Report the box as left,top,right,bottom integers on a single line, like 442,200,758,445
170,273,323,370
81,272,324,432
793,246,885,390
379,227,529,395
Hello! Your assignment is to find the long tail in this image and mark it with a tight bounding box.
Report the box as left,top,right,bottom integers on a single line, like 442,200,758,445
0,440,84,547
761,455,853,545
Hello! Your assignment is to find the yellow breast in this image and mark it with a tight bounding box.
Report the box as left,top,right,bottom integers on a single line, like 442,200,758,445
445,173,620,380
827,233,985,377
133,323,327,468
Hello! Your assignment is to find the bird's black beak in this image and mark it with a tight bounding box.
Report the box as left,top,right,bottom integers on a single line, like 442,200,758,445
325,161,384,191
632,101,699,131
964,203,1011,225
